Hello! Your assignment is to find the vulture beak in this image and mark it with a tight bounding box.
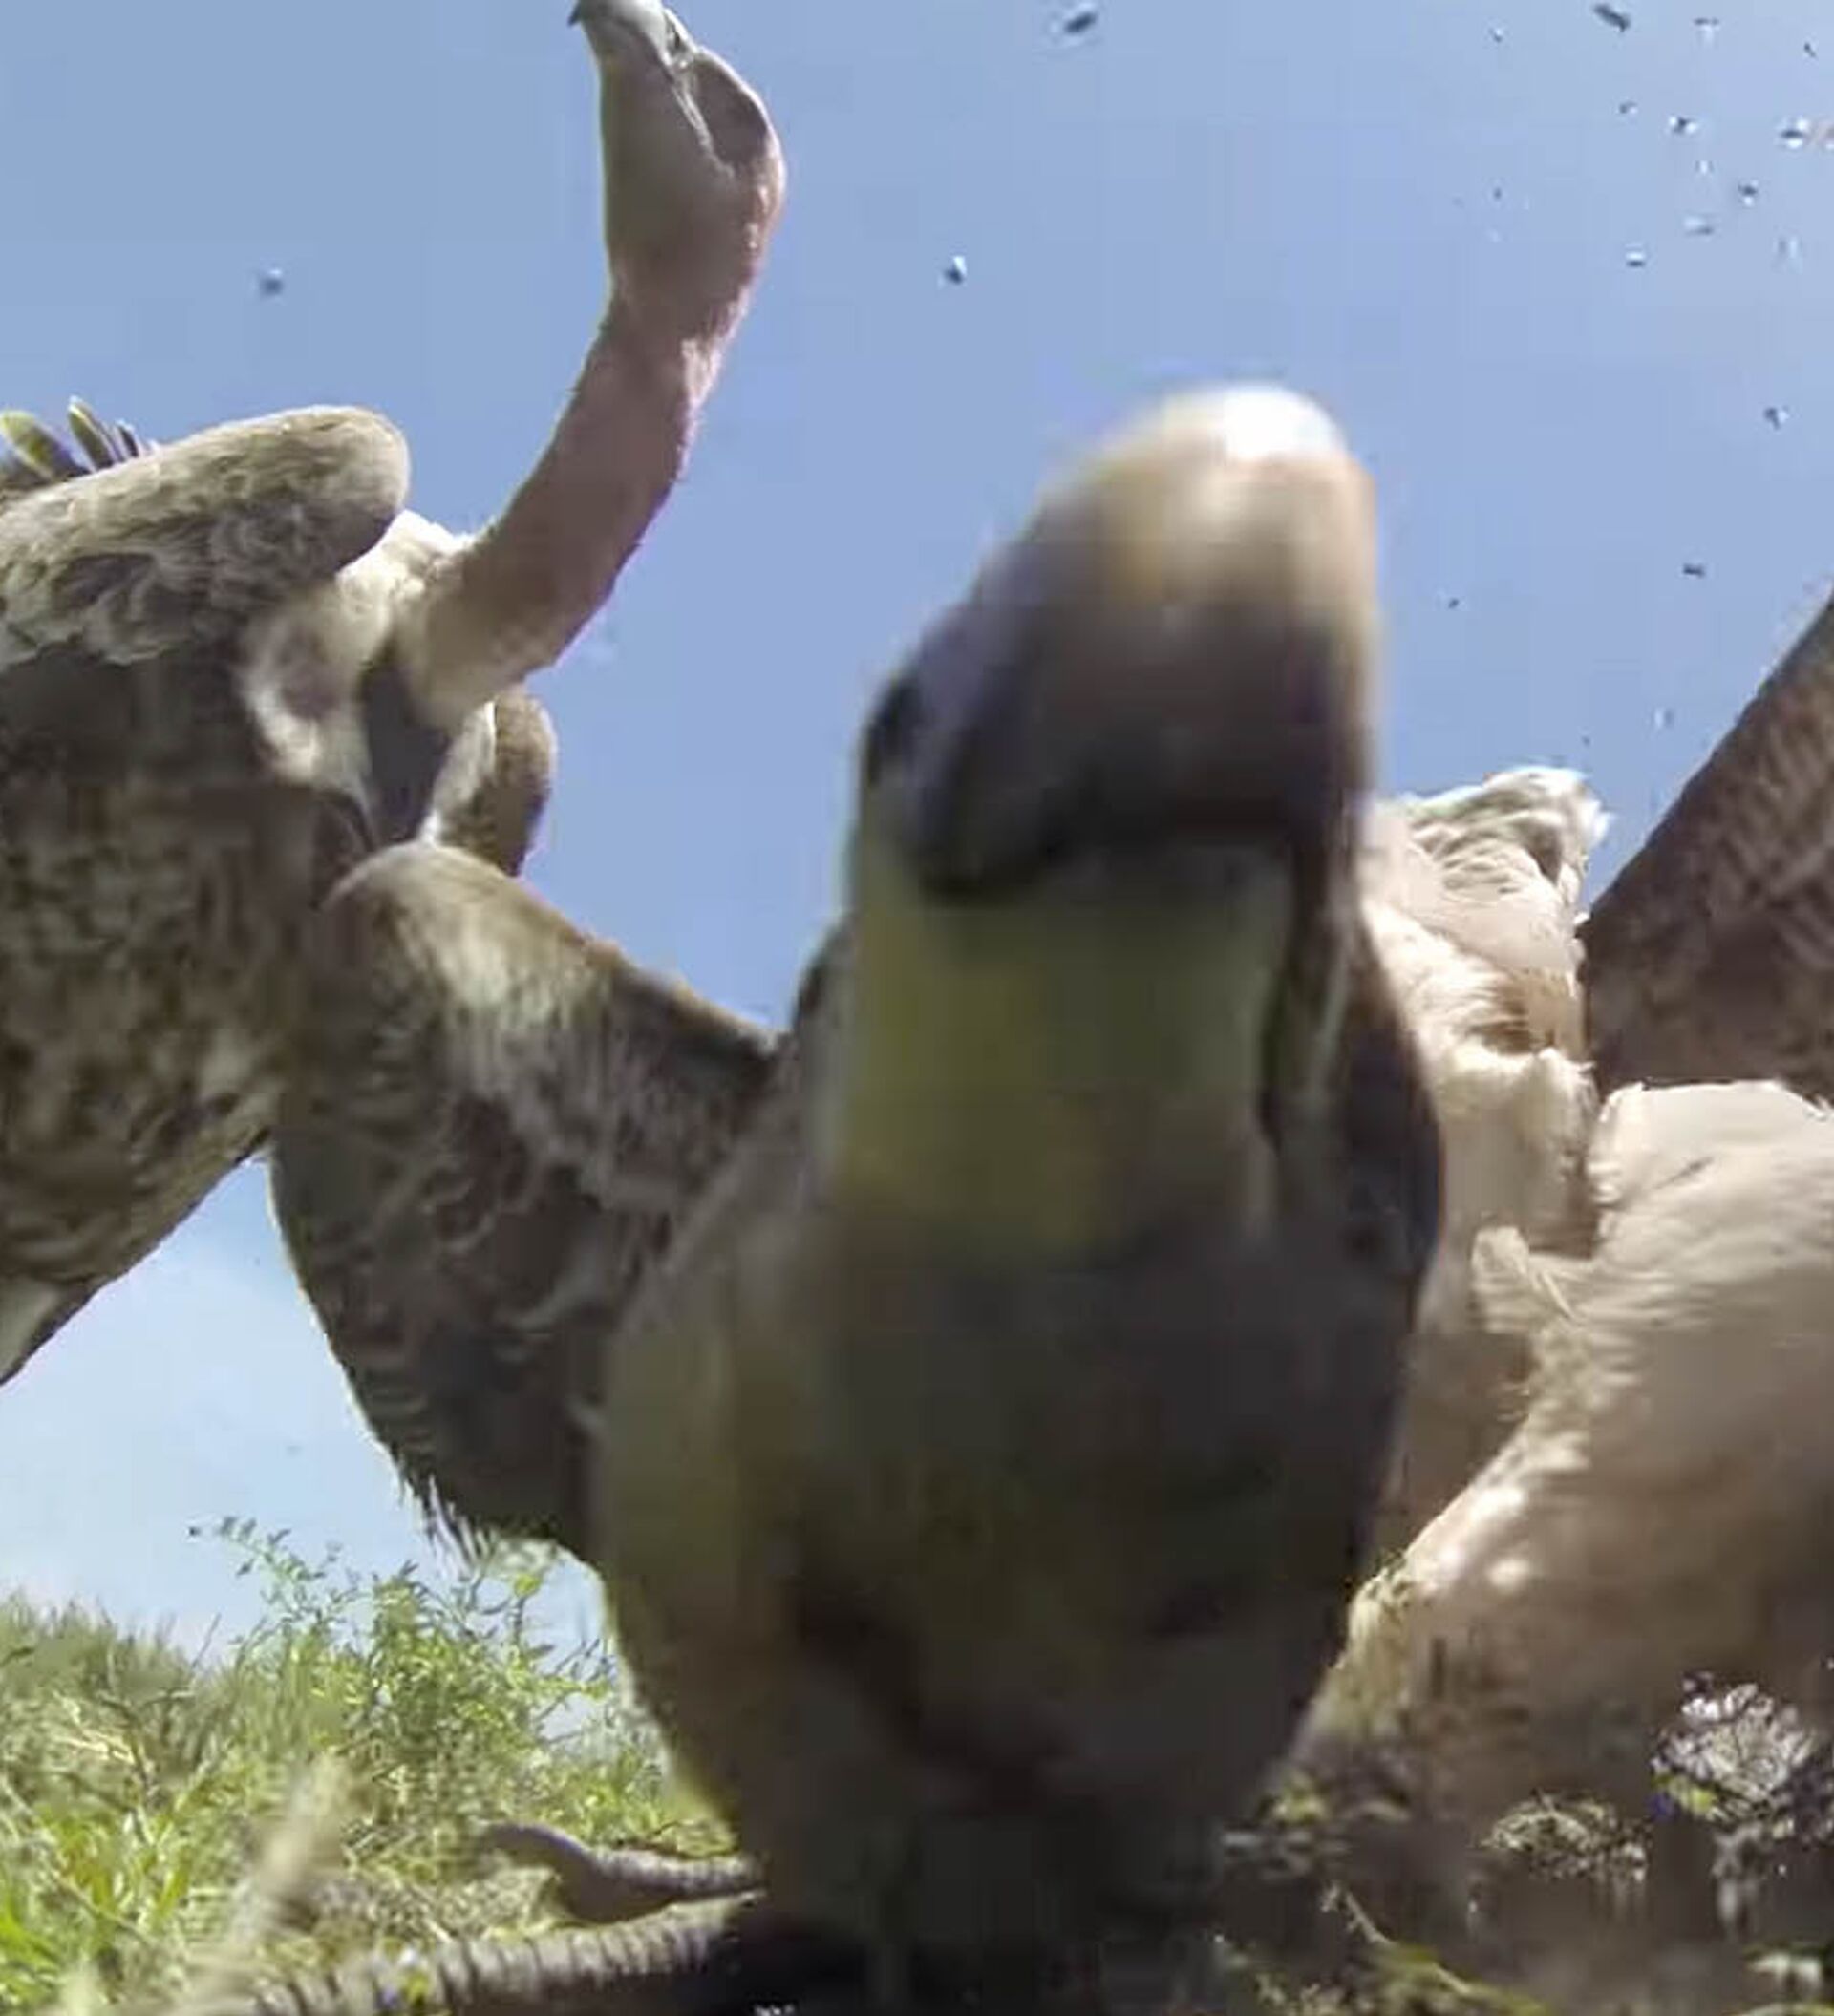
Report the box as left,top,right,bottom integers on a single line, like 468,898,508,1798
568,0,678,64
572,0,783,335
394,0,783,729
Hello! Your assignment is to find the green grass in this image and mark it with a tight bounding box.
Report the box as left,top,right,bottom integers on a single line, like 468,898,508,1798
8,1531,1830,2016
0,1520,723,2014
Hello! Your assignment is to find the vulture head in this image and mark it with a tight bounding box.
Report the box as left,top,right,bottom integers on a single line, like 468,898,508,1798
574,0,785,344
831,387,1389,1250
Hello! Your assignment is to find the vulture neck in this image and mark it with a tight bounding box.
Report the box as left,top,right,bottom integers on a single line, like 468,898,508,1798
821,827,1293,1259
394,310,702,732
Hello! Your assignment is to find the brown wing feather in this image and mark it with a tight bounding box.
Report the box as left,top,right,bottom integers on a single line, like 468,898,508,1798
0,397,151,499
268,842,777,1555
0,405,409,1383
0,405,407,667
1581,587,1834,1101
0,0,781,1386
0,0,783,1384
432,687,559,876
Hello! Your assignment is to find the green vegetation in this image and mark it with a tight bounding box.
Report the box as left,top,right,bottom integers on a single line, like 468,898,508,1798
6,1532,1830,2016
0,1520,722,2014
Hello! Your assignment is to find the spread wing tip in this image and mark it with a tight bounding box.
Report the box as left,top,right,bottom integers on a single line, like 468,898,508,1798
0,397,152,499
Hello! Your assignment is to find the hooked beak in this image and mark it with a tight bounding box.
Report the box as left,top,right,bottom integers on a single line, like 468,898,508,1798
864,385,1378,901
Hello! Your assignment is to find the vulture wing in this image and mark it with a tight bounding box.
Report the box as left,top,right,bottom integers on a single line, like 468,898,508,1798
0,400,407,668
268,843,777,1555
0,0,785,1388
427,687,560,877
1582,589,1834,1101
0,402,408,1378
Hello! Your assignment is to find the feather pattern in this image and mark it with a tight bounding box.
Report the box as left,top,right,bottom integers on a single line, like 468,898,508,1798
0,405,410,1377
1583,586,1834,1102
0,406,408,666
0,397,151,497
1360,769,1601,1552
269,844,778,1552
0,400,565,1384
1287,579,1834,1984
0,0,785,1389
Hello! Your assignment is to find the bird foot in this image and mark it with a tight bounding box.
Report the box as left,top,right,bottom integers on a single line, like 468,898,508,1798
236,1894,866,2016
478,1818,758,1923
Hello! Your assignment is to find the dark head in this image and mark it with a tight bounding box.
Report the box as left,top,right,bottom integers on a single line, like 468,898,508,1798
865,386,1375,900
828,387,1391,1254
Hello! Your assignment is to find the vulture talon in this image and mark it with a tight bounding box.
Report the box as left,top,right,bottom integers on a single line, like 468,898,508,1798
227,1896,866,2016
477,1819,758,1925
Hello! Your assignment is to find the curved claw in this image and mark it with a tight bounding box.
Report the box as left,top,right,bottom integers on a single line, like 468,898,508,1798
229,1896,864,2016
478,1819,758,1924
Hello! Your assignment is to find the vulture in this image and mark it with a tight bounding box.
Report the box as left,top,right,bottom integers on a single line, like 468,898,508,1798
434,384,1434,2016
383,577,1834,2009
270,843,778,1551
238,384,1440,2016
267,372,1834,1993
1286,586,1834,1996
267,718,1593,1568
581,382,1440,2006
0,0,783,1384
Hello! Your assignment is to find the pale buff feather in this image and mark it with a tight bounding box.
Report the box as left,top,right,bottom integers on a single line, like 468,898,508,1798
1358,769,1603,1551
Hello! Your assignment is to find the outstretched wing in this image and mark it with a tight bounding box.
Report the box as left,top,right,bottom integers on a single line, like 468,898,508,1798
0,400,412,1383
0,399,408,668
0,397,153,499
1581,588,1834,1102
268,842,777,1556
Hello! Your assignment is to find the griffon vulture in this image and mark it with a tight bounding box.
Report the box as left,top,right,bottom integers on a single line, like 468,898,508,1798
0,0,783,1383
251,309,1834,2005
255,386,1442,2016
582,384,1442,2012
267,715,1595,1567
271,844,779,1550
1288,588,1834,1996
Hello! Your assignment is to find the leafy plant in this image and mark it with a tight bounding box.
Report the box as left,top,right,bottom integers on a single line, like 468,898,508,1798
0,1522,718,2012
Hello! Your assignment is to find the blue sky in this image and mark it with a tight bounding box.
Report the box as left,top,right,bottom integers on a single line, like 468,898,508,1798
1,0,1831,1649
